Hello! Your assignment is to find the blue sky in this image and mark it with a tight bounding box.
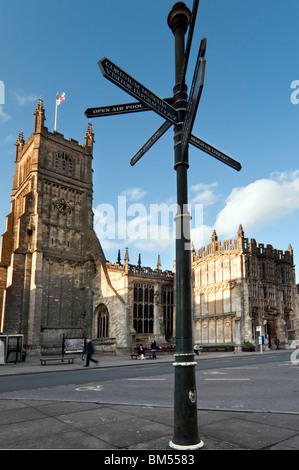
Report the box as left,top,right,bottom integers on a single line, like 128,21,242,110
1,0,299,278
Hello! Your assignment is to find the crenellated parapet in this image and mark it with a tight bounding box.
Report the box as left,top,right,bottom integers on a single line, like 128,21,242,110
193,224,294,267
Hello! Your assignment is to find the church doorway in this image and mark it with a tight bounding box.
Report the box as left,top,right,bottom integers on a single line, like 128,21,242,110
265,321,275,349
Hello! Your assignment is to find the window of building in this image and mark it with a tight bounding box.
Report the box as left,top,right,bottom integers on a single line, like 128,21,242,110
54,152,73,176
162,286,173,335
133,283,154,333
97,304,109,338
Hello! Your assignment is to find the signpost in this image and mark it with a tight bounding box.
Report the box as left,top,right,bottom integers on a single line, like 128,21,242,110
85,0,242,451
167,2,203,450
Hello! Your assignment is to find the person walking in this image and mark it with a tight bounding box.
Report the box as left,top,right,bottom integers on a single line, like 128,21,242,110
83,339,99,367
274,337,280,350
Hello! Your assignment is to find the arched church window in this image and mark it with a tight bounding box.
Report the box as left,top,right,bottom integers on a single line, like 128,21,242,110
133,283,154,334
97,304,109,338
162,286,173,335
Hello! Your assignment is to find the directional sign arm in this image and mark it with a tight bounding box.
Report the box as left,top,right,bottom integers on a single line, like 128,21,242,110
85,98,174,118
189,134,242,171
130,121,172,166
180,40,206,161
85,101,150,118
98,58,178,125
181,0,200,84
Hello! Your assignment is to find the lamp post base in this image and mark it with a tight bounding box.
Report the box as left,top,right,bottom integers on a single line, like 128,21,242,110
169,439,205,450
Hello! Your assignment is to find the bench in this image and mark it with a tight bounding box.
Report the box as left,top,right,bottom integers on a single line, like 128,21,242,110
130,347,175,360
130,353,154,360
130,353,138,360
130,354,154,360
40,356,77,365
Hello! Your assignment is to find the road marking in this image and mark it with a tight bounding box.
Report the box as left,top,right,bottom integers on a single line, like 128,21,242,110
224,367,258,370
127,378,166,381
204,378,250,381
75,385,104,391
203,371,228,375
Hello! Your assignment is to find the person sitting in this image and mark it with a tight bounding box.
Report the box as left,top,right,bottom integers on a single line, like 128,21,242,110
137,344,146,360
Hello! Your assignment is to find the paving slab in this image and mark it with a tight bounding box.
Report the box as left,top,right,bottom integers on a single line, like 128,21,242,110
201,416,298,450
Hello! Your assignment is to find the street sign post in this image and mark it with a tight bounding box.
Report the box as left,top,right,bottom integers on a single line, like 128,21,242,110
167,2,204,450
85,0,242,451
98,58,178,125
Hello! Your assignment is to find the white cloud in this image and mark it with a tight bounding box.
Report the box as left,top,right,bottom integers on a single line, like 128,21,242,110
190,170,299,250
1,134,14,144
121,187,146,202
0,105,12,123
191,224,212,249
190,182,219,207
213,170,299,239
95,171,299,260
12,89,39,106
93,198,176,256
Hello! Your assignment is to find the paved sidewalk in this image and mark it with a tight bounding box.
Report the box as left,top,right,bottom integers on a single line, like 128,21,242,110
0,351,298,451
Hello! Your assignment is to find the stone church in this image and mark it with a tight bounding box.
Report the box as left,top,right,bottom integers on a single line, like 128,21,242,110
0,100,298,354
192,227,299,350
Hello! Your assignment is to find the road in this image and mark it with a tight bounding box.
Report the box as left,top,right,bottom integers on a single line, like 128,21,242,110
0,351,298,414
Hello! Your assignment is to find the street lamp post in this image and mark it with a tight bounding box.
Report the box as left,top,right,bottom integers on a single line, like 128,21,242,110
91,0,239,450
168,2,204,450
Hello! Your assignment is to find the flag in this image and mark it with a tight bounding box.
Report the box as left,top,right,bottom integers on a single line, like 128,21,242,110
57,92,65,106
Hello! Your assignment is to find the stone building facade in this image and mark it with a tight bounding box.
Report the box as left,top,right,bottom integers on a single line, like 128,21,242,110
0,101,298,354
0,100,96,352
193,226,299,350
93,250,174,353
0,101,174,354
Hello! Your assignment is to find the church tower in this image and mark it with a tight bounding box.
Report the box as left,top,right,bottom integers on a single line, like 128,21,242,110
0,99,97,352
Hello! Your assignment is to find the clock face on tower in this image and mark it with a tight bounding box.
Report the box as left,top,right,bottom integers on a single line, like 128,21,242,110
53,198,71,213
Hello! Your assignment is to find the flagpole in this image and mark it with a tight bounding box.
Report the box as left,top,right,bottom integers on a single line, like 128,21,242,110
54,93,58,131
